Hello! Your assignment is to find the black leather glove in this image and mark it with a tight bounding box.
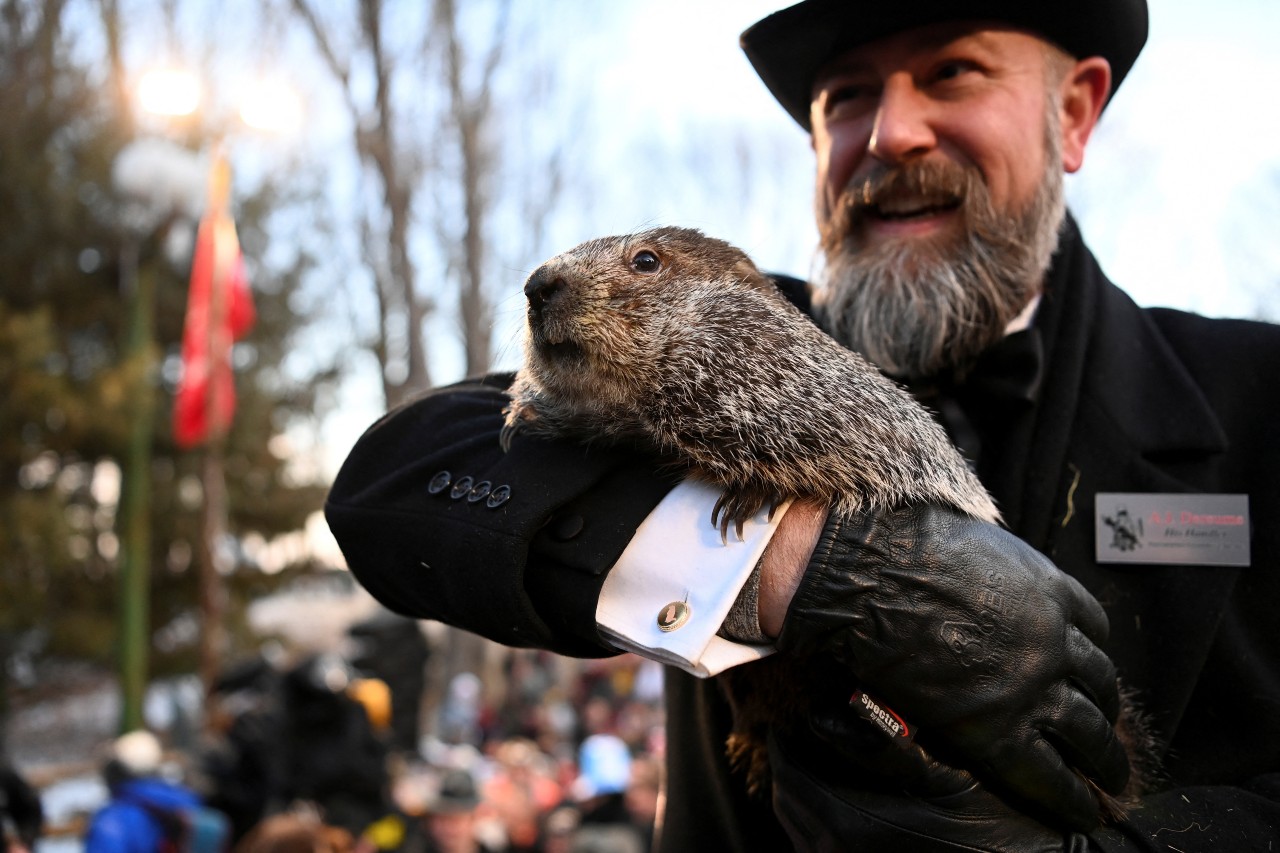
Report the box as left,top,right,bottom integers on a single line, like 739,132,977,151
768,702,1090,852
776,504,1130,831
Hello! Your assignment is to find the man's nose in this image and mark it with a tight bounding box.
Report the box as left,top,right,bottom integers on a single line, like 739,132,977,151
867,76,936,165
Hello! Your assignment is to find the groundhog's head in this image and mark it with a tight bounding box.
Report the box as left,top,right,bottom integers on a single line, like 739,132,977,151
503,227,809,448
519,227,776,395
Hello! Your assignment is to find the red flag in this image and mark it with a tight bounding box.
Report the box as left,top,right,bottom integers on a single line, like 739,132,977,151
173,193,255,449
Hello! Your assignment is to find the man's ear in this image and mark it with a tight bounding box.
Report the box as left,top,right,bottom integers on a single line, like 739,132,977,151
1059,57,1111,174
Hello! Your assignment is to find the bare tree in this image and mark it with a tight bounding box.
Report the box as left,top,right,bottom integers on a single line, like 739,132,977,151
291,0,432,406
432,0,500,378
289,0,568,407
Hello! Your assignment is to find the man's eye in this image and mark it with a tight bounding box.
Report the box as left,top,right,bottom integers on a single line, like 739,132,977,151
818,81,875,119
830,84,863,102
824,84,867,111
932,60,978,84
630,250,661,273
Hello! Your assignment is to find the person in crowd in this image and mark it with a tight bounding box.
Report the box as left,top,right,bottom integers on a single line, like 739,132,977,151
234,811,354,853
437,674,484,748
84,731,207,853
621,756,659,853
400,768,506,853
566,737,644,853
537,808,580,853
201,655,289,843
325,0,1280,848
346,610,431,755
277,655,392,838
481,740,562,853
0,764,43,853
201,653,392,842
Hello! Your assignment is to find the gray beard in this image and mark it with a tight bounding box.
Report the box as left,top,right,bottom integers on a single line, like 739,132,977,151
812,143,1065,381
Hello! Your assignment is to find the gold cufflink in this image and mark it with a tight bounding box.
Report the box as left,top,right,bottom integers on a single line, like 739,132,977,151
657,600,691,632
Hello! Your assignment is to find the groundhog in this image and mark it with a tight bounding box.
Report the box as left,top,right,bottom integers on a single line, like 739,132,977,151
503,227,999,532
502,226,1149,824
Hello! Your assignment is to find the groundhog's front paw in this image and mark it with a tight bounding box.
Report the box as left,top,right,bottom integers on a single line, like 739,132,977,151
712,487,780,542
499,400,535,451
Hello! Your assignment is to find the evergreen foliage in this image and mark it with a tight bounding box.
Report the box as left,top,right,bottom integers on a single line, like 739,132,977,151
0,1,342,713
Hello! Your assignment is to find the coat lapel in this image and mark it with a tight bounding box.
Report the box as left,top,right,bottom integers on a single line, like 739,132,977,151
1013,217,1238,740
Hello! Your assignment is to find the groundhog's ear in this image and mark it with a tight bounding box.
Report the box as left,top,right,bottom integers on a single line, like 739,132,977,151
731,258,768,286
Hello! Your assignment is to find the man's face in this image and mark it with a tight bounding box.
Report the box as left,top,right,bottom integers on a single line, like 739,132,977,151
811,22,1059,240
807,22,1075,378
427,811,476,853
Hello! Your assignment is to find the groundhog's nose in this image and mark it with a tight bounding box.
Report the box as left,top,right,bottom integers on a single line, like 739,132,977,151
524,265,566,313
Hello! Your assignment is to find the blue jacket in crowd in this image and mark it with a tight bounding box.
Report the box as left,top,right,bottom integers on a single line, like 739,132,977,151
84,776,202,853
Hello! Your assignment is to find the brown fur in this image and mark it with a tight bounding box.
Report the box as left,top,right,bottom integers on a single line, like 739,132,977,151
504,226,1151,821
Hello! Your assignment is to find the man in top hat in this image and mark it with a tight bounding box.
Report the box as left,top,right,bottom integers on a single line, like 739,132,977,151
325,0,1280,849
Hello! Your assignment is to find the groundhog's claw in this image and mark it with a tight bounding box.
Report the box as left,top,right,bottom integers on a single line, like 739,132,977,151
712,488,777,543
499,400,529,452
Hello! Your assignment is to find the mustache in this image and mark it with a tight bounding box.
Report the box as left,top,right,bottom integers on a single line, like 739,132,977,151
824,161,985,249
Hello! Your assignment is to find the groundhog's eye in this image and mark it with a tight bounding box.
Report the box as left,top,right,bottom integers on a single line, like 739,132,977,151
630,250,661,274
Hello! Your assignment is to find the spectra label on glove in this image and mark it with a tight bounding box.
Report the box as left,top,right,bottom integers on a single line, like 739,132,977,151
1095,493,1250,567
850,691,914,741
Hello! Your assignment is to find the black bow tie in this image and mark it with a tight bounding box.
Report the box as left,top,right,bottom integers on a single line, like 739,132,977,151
959,327,1044,407
907,328,1045,465
909,327,1044,407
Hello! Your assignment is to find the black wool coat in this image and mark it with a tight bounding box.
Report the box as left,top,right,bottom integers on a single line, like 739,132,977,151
326,216,1280,851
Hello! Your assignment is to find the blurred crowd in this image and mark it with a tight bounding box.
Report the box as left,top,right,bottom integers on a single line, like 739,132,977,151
2,611,667,853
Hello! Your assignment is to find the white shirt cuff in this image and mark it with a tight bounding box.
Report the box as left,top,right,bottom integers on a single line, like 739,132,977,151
596,479,788,677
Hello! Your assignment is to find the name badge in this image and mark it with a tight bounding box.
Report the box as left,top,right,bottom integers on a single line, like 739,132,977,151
1095,493,1250,567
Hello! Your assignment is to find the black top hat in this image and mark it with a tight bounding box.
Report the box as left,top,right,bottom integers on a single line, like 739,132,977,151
741,0,1149,130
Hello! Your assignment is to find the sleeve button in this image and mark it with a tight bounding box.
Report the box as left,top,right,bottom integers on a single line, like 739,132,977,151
449,476,474,500
551,514,585,540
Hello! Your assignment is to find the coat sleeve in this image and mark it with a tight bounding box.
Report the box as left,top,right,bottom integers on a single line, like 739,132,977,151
1087,780,1280,851
324,374,677,657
